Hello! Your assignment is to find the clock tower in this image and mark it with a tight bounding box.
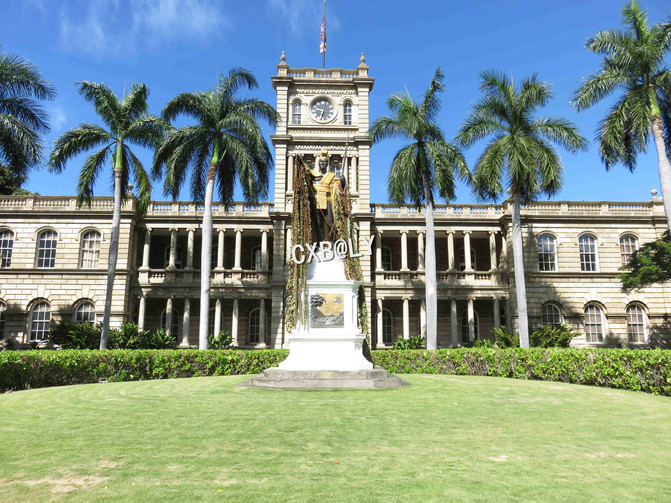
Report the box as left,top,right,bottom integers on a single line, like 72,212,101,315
270,52,375,341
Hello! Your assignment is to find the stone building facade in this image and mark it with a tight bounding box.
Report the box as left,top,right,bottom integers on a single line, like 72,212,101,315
0,56,669,348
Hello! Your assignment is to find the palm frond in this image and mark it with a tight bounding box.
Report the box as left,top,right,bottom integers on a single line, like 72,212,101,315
49,124,112,173
76,81,122,133
76,146,109,207
0,53,56,100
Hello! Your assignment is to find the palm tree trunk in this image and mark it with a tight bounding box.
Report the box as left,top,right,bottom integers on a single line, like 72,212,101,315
651,115,671,232
198,165,216,349
422,174,438,349
100,160,123,349
198,141,219,349
511,194,530,348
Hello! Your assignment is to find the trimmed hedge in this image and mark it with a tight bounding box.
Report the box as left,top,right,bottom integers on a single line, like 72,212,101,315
0,348,670,395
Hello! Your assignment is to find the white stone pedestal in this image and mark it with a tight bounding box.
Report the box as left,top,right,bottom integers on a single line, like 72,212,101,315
278,254,373,371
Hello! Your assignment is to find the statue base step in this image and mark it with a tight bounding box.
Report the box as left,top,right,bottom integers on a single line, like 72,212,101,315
239,368,411,390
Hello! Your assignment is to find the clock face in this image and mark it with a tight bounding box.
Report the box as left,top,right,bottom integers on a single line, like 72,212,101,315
311,99,335,122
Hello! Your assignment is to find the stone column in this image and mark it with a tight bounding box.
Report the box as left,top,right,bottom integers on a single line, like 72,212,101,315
417,231,425,271
142,227,151,268
489,231,498,271
376,297,384,347
234,229,243,271
168,228,177,269
375,230,383,272
467,297,475,342
447,231,455,271
401,231,409,271
186,228,195,269
287,154,294,192
259,298,266,345
165,296,174,336
261,230,269,270
285,226,292,265
351,156,358,193
463,231,472,271
232,298,240,345
138,294,147,331
217,229,225,269
214,298,222,336
501,233,508,268
450,299,458,347
402,297,410,339
420,298,427,339
493,297,501,329
181,297,191,346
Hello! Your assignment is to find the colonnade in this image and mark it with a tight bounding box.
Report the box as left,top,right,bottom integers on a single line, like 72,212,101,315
140,226,271,271
375,296,504,348
374,229,505,272
137,294,268,347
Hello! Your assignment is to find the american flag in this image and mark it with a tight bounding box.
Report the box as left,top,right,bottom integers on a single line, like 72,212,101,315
320,16,327,54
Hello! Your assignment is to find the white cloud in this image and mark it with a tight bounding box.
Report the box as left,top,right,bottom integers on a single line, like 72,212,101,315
268,0,339,36
52,0,230,57
45,103,68,132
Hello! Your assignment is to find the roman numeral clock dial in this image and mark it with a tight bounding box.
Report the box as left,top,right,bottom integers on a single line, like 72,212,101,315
311,99,335,122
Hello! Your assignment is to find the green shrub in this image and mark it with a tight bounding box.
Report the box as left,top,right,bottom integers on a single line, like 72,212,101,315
2,348,671,396
470,339,494,348
492,327,520,348
108,323,149,349
530,324,577,348
48,322,101,349
393,335,426,350
209,331,233,350
150,329,177,349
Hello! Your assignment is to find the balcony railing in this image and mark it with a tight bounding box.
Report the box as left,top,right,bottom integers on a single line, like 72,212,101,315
140,268,269,285
376,269,502,287
147,202,274,217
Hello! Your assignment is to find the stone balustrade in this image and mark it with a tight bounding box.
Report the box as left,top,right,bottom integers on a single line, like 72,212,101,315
147,202,274,217
141,268,269,286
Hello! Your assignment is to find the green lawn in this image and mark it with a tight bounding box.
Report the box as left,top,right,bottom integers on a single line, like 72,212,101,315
0,375,669,502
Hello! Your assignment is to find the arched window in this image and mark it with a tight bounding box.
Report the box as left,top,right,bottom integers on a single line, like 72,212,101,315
74,301,96,323
30,301,50,342
80,230,101,269
381,247,392,271
163,245,183,269
584,304,605,343
626,304,648,344
461,310,480,343
382,309,394,345
541,303,562,326
343,102,353,125
579,234,598,272
0,300,6,339
537,234,557,271
619,234,639,266
292,101,302,124
330,163,342,178
160,308,180,338
209,306,216,336
458,248,477,271
249,308,261,344
0,229,14,268
37,230,57,268
251,246,262,270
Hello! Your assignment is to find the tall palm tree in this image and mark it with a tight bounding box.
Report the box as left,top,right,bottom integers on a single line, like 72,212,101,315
49,82,164,349
457,71,587,348
153,68,278,350
571,0,671,231
0,52,55,193
370,68,468,350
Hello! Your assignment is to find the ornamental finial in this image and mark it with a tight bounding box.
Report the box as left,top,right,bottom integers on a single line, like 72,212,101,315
280,51,286,63
360,52,366,64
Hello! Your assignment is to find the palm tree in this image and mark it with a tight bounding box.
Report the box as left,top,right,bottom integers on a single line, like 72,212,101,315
571,0,671,231
457,71,587,348
49,82,164,349
153,68,278,350
0,52,55,193
370,68,468,350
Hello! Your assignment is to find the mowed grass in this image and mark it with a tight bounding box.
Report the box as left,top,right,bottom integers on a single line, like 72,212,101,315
1,376,670,502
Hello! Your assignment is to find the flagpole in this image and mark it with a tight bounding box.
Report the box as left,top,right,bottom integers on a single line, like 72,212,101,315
322,0,326,69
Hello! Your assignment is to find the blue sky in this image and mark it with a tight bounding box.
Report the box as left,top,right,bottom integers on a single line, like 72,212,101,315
3,0,670,204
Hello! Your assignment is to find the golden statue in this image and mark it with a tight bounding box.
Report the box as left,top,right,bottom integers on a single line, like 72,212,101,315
307,150,344,242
